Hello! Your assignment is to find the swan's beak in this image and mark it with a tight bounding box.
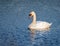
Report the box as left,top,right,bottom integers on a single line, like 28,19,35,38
29,14,32,18
29,14,32,16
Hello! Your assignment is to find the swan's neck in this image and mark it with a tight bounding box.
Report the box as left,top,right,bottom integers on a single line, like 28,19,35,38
32,14,36,24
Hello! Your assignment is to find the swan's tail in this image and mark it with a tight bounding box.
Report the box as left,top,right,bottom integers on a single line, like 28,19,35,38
49,23,52,26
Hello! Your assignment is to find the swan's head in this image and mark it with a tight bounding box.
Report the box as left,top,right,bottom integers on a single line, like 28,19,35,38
29,11,36,17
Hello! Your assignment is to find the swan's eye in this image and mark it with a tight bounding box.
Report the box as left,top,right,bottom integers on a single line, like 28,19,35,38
29,14,32,16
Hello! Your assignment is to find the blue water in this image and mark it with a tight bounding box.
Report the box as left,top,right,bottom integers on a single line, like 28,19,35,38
0,0,60,46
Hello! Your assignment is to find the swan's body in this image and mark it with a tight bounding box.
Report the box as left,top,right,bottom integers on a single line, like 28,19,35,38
28,11,52,31
29,21,52,30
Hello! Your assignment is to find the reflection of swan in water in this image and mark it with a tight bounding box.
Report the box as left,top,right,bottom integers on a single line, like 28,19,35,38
28,11,52,31
28,11,52,42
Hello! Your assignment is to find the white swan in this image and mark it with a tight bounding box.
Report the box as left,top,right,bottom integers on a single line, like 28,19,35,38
28,11,52,31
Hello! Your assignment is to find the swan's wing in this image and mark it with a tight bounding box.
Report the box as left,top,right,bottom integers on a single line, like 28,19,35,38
37,21,52,25
36,21,49,25
36,21,52,28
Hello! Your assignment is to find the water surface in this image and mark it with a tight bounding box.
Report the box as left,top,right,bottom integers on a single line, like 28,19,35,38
0,0,60,46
